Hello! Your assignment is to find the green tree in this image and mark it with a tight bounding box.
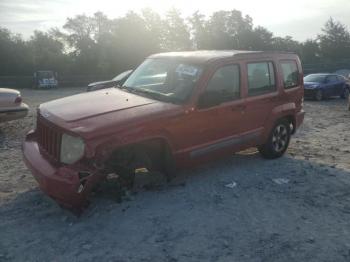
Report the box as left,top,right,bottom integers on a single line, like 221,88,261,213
249,26,274,50
188,11,209,49
271,36,301,53
318,17,350,61
300,39,320,64
163,8,191,51
29,31,68,72
0,28,32,75
204,10,254,49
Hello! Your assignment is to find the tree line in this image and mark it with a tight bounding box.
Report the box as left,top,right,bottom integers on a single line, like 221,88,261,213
0,8,349,76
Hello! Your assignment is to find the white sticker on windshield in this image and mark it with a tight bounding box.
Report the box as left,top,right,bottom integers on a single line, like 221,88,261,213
176,64,199,76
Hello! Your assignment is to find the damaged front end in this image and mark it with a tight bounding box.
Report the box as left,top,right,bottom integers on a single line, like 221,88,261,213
22,124,106,212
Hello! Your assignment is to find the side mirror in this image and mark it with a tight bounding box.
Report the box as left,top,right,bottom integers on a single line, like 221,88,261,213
197,91,222,109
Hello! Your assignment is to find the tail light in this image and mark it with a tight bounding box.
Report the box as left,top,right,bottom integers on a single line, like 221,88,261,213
15,96,22,104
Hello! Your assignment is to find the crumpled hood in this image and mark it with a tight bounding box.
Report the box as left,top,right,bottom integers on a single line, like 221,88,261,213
39,88,157,123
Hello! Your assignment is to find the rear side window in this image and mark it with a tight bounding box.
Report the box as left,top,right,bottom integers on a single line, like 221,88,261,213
327,75,337,83
336,76,343,81
206,64,240,100
247,62,275,96
281,61,299,89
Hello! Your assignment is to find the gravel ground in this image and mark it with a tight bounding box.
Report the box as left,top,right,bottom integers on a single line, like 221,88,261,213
1,88,350,262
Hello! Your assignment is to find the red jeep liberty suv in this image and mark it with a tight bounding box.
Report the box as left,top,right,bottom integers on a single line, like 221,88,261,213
23,50,305,209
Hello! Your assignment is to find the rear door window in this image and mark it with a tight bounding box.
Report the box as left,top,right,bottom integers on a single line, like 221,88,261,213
281,60,299,89
327,75,337,83
247,62,275,96
336,76,344,82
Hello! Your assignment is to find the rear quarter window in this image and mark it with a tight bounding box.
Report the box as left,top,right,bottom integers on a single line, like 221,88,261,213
280,60,299,89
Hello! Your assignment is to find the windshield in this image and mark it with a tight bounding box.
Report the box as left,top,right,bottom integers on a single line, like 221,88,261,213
304,74,326,83
37,71,54,79
122,59,203,104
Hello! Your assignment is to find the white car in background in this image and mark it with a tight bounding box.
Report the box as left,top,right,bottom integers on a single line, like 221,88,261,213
0,88,29,123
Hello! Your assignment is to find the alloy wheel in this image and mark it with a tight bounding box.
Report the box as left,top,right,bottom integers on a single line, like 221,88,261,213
272,125,288,153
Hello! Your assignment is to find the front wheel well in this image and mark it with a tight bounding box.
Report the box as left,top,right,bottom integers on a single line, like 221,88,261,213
104,138,175,177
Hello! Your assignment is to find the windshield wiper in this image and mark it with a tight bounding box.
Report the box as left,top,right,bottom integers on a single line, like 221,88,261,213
117,85,135,93
119,86,182,103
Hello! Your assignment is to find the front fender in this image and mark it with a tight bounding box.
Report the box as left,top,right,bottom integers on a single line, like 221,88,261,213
85,128,175,165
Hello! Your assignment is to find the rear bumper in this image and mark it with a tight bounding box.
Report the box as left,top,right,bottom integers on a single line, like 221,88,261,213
22,132,103,209
0,104,28,123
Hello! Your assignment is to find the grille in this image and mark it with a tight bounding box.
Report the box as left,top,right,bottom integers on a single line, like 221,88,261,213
36,114,62,161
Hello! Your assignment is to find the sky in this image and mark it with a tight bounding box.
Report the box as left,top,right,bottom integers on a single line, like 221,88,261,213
1,0,350,41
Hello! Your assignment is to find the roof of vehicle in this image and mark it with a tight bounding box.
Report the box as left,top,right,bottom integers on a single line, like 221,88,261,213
148,50,297,64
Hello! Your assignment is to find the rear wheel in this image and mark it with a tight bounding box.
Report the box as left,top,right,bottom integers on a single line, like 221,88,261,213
341,88,350,99
258,119,291,159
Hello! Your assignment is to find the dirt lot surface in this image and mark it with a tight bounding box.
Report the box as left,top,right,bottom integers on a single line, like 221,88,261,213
1,88,350,262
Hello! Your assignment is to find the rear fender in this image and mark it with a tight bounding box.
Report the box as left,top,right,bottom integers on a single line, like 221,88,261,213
262,103,296,141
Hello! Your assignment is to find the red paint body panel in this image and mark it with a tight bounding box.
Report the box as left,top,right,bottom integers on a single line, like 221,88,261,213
23,51,305,208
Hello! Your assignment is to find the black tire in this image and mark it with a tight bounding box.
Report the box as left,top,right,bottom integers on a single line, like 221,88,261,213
258,119,291,159
315,89,323,101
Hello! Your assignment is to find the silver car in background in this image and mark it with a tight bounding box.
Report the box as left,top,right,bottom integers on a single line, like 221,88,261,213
0,88,29,123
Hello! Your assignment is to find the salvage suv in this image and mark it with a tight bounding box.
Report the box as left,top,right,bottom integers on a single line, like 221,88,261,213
23,51,305,209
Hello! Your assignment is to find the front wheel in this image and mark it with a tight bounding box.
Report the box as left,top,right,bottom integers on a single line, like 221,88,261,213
341,88,350,99
258,119,291,159
315,89,323,101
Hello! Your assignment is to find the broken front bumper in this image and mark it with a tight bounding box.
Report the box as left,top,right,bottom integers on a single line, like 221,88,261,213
22,132,103,209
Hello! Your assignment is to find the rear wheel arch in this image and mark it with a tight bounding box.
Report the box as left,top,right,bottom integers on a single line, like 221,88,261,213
284,115,296,134
264,105,296,136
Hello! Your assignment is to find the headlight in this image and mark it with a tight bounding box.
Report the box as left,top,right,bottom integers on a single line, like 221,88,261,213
60,133,85,164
